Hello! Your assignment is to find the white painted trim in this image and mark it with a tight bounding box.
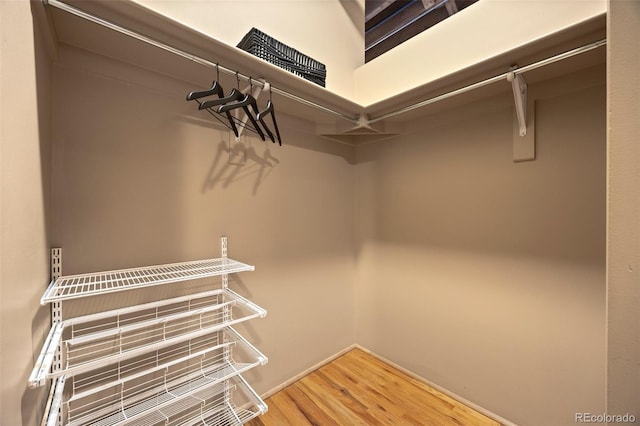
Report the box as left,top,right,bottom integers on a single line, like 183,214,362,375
354,344,518,426
257,343,516,425
259,344,357,400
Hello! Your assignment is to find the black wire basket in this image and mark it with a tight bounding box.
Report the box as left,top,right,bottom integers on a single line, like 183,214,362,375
237,28,326,87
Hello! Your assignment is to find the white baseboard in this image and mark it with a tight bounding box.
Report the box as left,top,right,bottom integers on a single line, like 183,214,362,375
354,344,518,426
258,343,516,426
259,344,357,400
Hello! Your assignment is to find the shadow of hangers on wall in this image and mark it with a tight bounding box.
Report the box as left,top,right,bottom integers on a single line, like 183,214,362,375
201,138,279,196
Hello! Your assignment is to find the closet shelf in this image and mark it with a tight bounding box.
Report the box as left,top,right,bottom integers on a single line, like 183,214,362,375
41,257,255,304
183,375,268,426
30,289,266,386
64,330,266,426
67,327,266,401
62,374,265,426
62,374,266,426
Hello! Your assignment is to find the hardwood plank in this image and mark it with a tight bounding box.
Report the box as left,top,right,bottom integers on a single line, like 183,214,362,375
318,360,401,425
297,373,373,425
246,348,500,426
341,350,496,425
334,353,458,417
330,358,466,426
254,391,296,425
285,383,341,426
267,389,314,426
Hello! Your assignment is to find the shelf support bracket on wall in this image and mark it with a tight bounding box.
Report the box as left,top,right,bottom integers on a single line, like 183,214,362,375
508,68,535,162
507,70,527,137
29,249,66,425
234,83,264,142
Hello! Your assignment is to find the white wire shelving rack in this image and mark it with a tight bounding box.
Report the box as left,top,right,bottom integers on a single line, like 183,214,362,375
41,258,254,304
31,237,268,426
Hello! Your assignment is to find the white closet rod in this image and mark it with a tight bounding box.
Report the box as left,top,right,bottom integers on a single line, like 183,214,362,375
46,0,605,128
367,38,607,124
44,0,360,124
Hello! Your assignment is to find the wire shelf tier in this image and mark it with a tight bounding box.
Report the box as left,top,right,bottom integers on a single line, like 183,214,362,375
65,334,266,426
68,335,232,400
179,376,267,426
31,290,266,385
69,380,229,426
41,257,255,304
66,327,266,402
55,290,265,377
63,376,265,426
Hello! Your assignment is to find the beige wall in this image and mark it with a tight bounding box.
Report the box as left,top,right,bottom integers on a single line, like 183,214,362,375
355,66,606,425
607,0,640,420
50,44,356,396
0,2,621,426
133,0,364,99
0,1,53,425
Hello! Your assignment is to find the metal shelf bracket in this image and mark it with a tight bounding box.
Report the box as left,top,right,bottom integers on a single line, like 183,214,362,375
508,67,536,162
507,69,528,137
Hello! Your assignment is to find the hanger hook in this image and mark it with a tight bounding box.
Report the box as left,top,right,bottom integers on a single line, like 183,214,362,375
215,63,219,81
249,76,253,89
235,71,239,89
262,81,272,101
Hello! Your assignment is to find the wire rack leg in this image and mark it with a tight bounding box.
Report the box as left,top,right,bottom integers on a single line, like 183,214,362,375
51,248,63,426
221,237,228,290
220,237,232,410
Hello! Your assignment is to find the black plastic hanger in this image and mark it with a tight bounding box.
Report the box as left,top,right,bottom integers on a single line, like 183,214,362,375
188,65,238,137
199,89,243,110
187,63,224,100
257,104,275,143
186,80,223,101
199,72,244,110
217,78,266,141
256,88,281,146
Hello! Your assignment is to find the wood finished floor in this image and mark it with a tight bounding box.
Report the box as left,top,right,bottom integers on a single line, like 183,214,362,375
246,348,500,426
